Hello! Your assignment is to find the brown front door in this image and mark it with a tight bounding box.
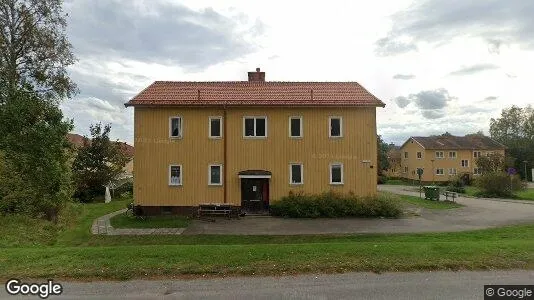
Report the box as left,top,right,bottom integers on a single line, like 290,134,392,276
241,179,269,213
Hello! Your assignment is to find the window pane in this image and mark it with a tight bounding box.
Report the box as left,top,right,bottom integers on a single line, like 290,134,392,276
170,166,181,184
256,118,266,136
245,118,255,136
291,165,302,183
171,118,181,137
330,118,341,136
331,165,342,182
210,118,221,137
290,118,301,137
210,166,221,184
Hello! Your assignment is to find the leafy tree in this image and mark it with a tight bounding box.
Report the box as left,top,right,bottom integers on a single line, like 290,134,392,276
377,135,390,175
0,0,77,102
72,124,129,202
0,90,73,220
490,106,534,180
475,153,505,174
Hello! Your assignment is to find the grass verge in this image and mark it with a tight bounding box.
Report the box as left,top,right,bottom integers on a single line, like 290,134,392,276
463,186,534,201
2,224,534,280
383,192,463,209
110,213,190,229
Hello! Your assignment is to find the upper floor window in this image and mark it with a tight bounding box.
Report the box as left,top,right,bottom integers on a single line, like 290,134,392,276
209,116,222,138
449,151,457,159
289,116,303,138
473,151,481,158
404,152,408,159
436,168,444,175
208,164,222,185
243,117,267,138
169,165,182,186
417,152,422,159
435,151,444,159
169,117,182,138
289,163,303,185
329,116,343,138
461,160,469,167
330,163,344,184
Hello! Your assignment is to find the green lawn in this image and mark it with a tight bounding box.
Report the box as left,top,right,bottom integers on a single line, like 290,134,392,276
383,179,417,186
110,213,190,229
462,186,534,201
389,192,463,209
0,196,533,280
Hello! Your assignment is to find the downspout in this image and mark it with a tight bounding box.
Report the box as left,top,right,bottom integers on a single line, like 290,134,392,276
223,102,228,204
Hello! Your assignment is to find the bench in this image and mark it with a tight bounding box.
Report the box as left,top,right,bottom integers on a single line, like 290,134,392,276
197,203,239,220
442,191,458,202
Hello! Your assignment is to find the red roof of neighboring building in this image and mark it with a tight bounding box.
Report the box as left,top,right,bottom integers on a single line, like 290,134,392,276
125,81,385,107
67,133,134,157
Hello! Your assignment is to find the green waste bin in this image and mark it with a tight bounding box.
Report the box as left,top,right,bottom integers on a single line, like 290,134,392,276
423,186,440,201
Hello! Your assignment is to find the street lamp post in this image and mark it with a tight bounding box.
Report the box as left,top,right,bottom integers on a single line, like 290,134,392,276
431,159,435,185
523,160,534,181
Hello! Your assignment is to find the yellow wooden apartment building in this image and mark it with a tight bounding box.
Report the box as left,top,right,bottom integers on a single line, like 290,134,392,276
399,135,506,183
125,68,385,215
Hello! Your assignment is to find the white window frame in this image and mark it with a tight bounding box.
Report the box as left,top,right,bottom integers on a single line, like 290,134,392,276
208,164,223,186
328,116,343,138
436,168,444,176
448,168,457,175
473,151,481,158
449,151,457,159
169,164,183,186
461,160,469,167
169,116,183,138
329,162,344,185
243,116,268,138
289,163,303,185
435,151,444,159
208,116,223,139
289,116,303,138
474,168,482,175
417,152,422,159
404,166,408,173
404,152,408,159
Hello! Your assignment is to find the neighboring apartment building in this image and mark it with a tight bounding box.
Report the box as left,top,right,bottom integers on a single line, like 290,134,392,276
125,68,385,215
399,135,506,182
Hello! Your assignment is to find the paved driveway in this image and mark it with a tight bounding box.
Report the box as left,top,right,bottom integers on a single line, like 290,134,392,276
183,185,534,235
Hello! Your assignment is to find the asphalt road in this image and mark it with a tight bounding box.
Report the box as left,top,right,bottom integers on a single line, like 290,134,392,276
3,270,532,299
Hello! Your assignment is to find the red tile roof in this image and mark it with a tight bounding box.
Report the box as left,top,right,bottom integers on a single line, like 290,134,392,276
67,133,134,157
406,135,506,150
125,81,385,107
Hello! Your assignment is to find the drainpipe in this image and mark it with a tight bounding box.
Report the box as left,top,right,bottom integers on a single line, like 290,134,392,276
223,102,228,204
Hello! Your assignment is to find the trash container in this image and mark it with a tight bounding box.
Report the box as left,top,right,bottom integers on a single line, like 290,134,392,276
423,186,440,201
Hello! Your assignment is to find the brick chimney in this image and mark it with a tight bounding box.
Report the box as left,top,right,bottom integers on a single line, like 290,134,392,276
248,67,265,82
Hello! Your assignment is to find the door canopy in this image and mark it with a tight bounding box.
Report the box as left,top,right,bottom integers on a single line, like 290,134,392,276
238,170,272,179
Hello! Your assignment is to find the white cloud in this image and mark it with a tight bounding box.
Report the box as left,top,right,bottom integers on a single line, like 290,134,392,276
60,0,534,146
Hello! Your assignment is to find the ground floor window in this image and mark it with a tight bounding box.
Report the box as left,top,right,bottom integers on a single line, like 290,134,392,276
169,165,182,185
436,168,444,175
448,168,457,175
209,164,223,185
330,163,344,184
289,163,303,184
474,168,482,175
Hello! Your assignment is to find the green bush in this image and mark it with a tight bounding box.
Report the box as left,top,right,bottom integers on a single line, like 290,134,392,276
377,175,387,184
447,175,466,193
474,172,526,198
270,191,402,218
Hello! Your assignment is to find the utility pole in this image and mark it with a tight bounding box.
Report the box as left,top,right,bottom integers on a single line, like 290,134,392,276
431,159,435,185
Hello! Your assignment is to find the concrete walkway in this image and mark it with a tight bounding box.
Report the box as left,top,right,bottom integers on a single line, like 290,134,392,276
91,209,186,235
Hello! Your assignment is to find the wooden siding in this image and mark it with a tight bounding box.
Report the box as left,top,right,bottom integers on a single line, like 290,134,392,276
133,107,378,206
400,138,505,182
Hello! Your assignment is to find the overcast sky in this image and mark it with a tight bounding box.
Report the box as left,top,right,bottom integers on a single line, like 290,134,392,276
61,0,534,145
